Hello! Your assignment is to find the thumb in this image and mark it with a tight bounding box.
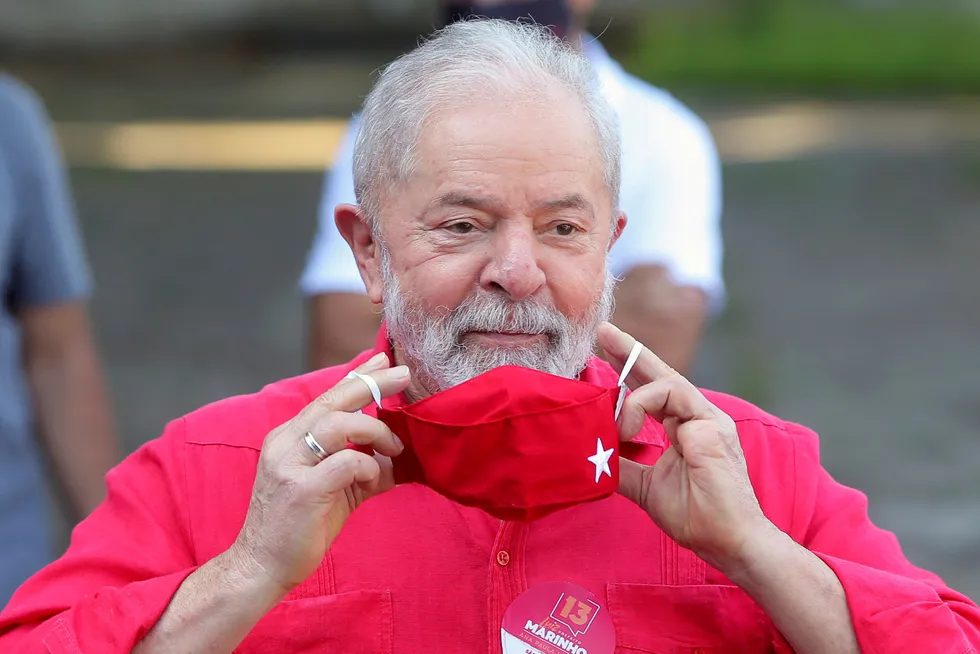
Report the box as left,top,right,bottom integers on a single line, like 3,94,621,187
353,454,396,503
617,458,651,509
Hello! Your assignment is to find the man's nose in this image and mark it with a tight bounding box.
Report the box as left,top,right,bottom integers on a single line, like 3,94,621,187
479,228,546,302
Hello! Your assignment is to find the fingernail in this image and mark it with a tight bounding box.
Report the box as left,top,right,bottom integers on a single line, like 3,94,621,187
390,365,410,380
367,352,388,367
393,434,405,451
598,322,620,339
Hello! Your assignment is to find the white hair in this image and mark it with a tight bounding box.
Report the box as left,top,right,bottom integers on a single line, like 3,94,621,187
352,18,622,227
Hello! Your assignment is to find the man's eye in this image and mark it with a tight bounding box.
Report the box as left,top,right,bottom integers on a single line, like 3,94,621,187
554,223,576,236
446,222,475,234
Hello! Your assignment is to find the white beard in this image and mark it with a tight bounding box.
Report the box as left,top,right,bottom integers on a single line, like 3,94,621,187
381,246,616,392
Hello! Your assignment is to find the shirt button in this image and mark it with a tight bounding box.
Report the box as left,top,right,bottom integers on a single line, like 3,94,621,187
496,550,511,566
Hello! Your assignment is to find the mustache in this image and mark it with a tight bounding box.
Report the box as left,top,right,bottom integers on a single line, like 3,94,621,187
442,291,571,341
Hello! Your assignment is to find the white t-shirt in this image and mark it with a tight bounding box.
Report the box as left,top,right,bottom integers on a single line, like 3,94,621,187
300,39,725,312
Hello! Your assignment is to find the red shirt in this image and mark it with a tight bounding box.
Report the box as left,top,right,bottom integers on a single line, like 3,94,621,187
2,329,978,653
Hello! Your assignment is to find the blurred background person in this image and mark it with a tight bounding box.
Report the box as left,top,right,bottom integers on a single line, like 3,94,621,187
0,74,118,606
300,0,724,375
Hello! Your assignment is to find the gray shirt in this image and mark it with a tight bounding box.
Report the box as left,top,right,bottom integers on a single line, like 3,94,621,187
0,75,92,605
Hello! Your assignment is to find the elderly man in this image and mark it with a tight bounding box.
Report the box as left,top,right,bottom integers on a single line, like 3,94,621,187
302,0,723,375
1,21,977,654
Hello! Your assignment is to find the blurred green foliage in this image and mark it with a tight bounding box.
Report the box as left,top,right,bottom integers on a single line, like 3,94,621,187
625,0,980,92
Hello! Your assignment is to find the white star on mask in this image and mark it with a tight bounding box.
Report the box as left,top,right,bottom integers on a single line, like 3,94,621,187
587,438,614,484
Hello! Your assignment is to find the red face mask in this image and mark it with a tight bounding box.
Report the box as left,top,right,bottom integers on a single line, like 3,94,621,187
376,344,642,522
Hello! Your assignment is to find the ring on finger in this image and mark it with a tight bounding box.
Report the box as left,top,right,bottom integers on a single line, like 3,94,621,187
304,432,328,462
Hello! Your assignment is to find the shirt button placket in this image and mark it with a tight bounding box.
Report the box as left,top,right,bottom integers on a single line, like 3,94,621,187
488,521,527,654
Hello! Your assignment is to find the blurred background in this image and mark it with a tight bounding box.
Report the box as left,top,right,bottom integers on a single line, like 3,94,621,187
2,0,978,599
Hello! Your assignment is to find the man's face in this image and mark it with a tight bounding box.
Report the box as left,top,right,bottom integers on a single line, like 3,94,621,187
366,88,625,392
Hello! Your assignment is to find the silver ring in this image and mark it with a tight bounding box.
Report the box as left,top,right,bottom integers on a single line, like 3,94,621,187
304,432,328,462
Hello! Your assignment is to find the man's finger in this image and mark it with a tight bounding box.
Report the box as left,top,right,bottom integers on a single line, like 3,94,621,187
368,453,396,496
618,377,714,444
597,322,678,390
305,449,382,495
292,411,404,466
291,361,411,435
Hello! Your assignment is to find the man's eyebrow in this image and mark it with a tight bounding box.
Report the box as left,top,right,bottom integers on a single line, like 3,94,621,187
431,192,507,214
425,192,594,217
533,193,593,214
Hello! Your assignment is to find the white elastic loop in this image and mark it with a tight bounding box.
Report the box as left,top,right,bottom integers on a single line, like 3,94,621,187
345,370,383,409
618,340,644,386
614,386,628,421
614,340,644,421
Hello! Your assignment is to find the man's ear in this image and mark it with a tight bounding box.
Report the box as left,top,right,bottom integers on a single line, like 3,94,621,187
609,211,627,250
335,203,384,304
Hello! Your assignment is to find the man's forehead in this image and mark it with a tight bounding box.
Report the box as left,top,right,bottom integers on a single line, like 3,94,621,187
384,92,609,221
416,101,601,172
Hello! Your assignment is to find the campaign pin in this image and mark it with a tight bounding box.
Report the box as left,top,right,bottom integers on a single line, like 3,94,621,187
501,581,615,654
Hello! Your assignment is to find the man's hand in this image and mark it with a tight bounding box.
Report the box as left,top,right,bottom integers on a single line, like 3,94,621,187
598,322,861,653
136,353,411,654
597,322,771,574
232,352,411,594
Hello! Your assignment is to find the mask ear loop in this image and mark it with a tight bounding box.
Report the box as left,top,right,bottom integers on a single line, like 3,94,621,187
345,370,383,414
614,340,644,420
